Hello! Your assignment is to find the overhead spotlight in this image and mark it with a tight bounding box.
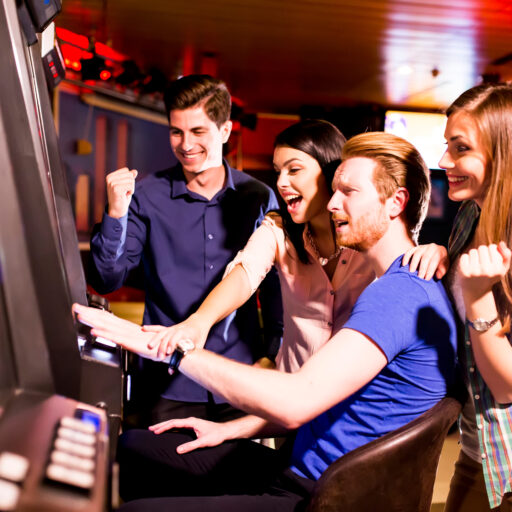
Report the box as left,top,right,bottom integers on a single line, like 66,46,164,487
231,102,257,131
115,59,143,87
80,53,108,82
481,73,501,84
140,67,168,95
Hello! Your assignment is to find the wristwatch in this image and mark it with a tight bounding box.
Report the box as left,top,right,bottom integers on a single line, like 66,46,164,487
467,316,499,333
168,339,195,375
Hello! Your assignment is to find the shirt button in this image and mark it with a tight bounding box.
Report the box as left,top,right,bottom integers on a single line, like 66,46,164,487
474,394,480,400
469,367,475,373
481,453,487,459
477,424,483,430
466,340,471,346
330,290,335,295
209,264,214,270
207,234,214,240
327,321,333,327
341,260,347,264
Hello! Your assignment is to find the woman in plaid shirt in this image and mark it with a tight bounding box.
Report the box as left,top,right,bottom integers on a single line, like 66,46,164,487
405,83,512,511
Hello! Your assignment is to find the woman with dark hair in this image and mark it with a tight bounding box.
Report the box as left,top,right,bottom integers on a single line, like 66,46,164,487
145,119,374,377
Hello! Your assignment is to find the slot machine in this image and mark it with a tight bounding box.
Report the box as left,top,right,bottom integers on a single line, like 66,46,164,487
1,0,125,446
0,45,110,510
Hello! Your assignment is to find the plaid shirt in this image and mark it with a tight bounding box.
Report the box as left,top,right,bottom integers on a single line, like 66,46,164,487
448,200,512,508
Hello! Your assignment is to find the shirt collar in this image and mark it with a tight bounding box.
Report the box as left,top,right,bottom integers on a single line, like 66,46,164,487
170,158,236,200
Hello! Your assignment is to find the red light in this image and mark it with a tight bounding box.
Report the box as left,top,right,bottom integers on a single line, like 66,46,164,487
100,69,111,81
72,61,81,71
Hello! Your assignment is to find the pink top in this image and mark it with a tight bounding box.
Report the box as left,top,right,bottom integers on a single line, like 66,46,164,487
224,214,375,372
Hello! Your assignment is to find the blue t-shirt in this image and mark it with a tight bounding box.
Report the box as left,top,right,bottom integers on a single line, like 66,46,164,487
290,255,457,480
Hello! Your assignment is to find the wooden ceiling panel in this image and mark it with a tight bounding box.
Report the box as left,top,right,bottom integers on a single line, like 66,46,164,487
57,0,512,112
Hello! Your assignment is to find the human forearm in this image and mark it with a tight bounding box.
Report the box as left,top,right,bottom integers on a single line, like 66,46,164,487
191,264,253,327
180,350,305,428
180,329,387,429
465,291,512,403
221,415,290,440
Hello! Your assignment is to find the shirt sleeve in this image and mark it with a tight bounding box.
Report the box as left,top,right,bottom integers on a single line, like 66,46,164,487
223,216,280,294
89,194,147,294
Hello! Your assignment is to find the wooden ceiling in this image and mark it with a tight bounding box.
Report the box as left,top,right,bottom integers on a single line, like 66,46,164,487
57,0,512,113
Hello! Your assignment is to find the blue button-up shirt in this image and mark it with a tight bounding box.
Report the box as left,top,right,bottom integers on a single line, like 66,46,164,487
90,161,281,402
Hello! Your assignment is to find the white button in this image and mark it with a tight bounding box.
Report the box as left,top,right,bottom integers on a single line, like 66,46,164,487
474,394,480,400
209,264,214,270
207,233,214,240
481,453,487,459
0,452,29,483
466,340,471,346
477,424,483,430
46,463,94,489
57,427,95,446
51,451,95,472
469,367,475,373
61,416,96,434
54,438,95,458
0,479,20,510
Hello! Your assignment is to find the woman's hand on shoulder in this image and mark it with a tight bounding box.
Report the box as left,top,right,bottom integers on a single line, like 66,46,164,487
459,242,512,301
402,243,450,280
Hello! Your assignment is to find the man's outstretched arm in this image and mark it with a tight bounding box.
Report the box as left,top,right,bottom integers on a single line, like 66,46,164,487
73,302,387,430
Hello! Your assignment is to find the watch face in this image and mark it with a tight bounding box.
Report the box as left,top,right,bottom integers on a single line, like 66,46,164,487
473,319,488,331
178,339,195,352
470,317,498,332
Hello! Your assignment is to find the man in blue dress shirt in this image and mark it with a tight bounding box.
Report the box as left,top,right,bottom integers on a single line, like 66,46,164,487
89,74,282,424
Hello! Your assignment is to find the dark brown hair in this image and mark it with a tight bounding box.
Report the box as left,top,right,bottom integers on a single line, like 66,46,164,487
274,119,346,264
163,74,231,127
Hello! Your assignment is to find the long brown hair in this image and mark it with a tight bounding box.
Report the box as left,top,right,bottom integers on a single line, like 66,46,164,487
447,83,512,326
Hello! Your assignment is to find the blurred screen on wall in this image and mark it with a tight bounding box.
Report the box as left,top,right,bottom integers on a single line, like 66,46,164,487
384,110,446,170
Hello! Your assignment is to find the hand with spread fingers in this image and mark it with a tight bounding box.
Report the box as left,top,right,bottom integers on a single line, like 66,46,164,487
402,243,449,280
149,416,232,454
459,242,512,303
142,315,209,360
72,303,163,360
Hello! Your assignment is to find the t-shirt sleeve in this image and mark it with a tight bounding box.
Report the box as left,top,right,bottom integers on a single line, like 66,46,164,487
343,273,430,362
223,216,279,294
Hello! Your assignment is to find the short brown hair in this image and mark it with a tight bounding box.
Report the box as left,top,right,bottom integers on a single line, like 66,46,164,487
164,74,231,127
342,132,431,242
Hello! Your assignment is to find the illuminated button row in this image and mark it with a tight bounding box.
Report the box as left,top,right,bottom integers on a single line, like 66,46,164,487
46,416,97,490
